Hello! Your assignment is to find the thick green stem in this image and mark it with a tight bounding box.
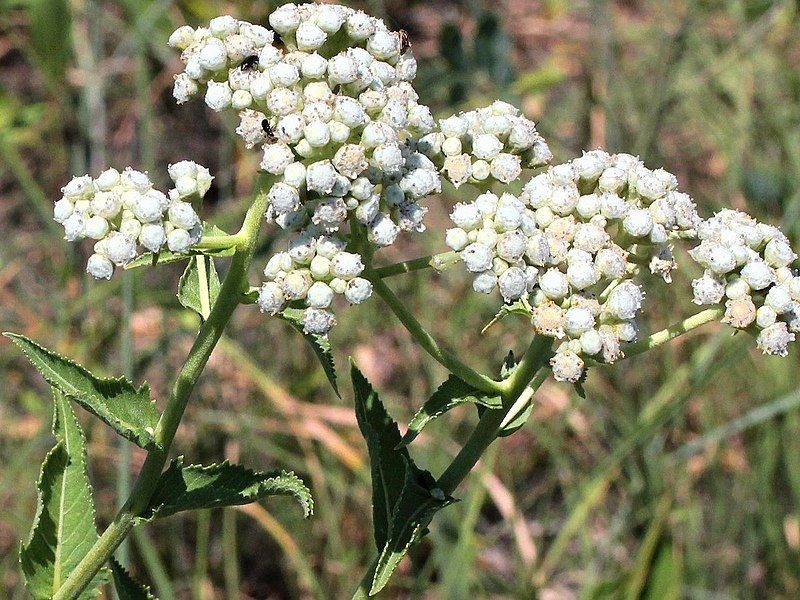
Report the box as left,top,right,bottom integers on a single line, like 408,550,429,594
369,276,500,394
437,335,552,495
53,184,270,600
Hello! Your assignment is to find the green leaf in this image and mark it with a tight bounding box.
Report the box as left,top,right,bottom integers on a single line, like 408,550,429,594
351,360,410,549
6,333,160,450
370,458,455,595
110,558,157,600
137,458,313,522
125,224,235,270
278,308,339,397
400,375,501,447
177,256,221,320
20,391,107,599
642,541,680,600
351,362,455,595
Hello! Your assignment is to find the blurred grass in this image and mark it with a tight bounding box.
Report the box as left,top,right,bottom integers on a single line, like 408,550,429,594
2,0,800,598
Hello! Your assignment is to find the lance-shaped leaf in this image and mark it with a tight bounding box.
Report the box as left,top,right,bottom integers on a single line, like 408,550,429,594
351,361,456,594
351,360,410,549
6,334,160,449
399,375,502,447
137,458,313,522
111,558,157,600
177,255,221,320
278,307,339,397
21,392,107,599
370,459,455,595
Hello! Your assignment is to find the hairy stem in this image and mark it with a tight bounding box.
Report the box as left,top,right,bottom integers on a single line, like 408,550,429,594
585,306,725,367
195,233,243,251
53,182,271,600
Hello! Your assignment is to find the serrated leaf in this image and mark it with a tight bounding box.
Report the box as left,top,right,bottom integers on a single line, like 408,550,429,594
137,458,313,522
351,361,410,549
278,308,339,397
177,256,221,319
125,224,236,270
111,558,157,600
399,375,501,447
351,362,456,595
370,458,455,595
21,391,107,599
6,333,160,450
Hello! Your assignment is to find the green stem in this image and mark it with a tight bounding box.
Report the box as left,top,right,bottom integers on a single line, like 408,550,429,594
116,270,134,568
369,277,500,394
195,233,242,251
193,510,211,599
437,335,552,496
222,509,239,600
53,182,271,600
365,251,459,279
585,307,724,367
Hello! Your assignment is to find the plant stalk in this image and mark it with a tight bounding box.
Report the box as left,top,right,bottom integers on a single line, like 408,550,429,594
53,183,270,600
369,276,501,394
438,334,552,495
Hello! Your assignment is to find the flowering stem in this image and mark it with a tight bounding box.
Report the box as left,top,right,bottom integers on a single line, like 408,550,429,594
195,233,243,250
437,334,552,495
369,276,501,394
586,306,725,367
53,180,271,600
366,251,460,279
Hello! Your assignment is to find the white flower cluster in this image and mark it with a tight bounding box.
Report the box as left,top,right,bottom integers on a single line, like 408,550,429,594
168,4,439,246
419,101,552,188
169,4,445,333
54,163,210,279
689,209,799,356
257,229,373,334
445,150,702,382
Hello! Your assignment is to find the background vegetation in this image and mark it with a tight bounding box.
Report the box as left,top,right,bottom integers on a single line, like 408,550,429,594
2,0,800,597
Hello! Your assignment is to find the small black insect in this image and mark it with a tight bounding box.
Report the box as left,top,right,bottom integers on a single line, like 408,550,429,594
398,29,411,53
261,119,277,143
240,55,260,71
